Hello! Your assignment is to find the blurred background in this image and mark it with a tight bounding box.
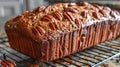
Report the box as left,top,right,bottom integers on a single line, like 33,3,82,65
0,0,120,33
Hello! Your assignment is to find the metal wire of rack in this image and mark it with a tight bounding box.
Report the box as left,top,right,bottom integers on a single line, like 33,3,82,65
0,32,120,67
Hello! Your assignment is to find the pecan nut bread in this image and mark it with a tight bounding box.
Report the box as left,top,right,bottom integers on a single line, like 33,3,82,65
5,2,120,62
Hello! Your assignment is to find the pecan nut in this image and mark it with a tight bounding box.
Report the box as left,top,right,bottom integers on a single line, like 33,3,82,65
52,11,62,20
41,15,54,22
49,22,60,30
92,12,100,19
53,22,60,29
81,11,87,18
92,4,102,9
36,26,45,35
63,12,74,21
84,7,94,10
64,8,78,13
75,19,82,28
103,7,111,11
32,27,41,36
28,13,36,19
99,10,105,16
110,11,117,18
1,59,16,67
34,6,45,12
49,22,56,30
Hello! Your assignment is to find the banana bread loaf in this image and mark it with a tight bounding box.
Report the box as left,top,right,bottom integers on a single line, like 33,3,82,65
5,2,120,62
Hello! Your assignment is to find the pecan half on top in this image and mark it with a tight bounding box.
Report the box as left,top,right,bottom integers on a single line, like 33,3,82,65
52,11,63,20
49,22,60,30
34,6,46,12
64,8,78,13
41,15,55,22
32,26,45,37
81,11,88,18
63,12,75,22
75,18,82,28
92,12,100,19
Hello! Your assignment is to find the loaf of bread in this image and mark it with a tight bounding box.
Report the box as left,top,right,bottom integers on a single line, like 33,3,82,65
5,2,120,62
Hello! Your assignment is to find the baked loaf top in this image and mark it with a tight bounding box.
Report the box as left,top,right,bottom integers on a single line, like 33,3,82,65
5,2,120,42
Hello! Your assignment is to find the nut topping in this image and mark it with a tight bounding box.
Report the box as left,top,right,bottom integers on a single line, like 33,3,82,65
36,26,45,35
34,6,46,12
52,11,62,20
84,7,94,10
110,11,116,18
81,11,87,18
63,12,74,21
1,60,16,67
75,19,82,28
92,12,100,19
64,8,78,13
32,27,41,36
53,22,60,29
99,10,105,16
41,15,55,22
103,7,111,11
92,4,102,9
49,22,56,30
28,13,36,19
49,22,60,30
